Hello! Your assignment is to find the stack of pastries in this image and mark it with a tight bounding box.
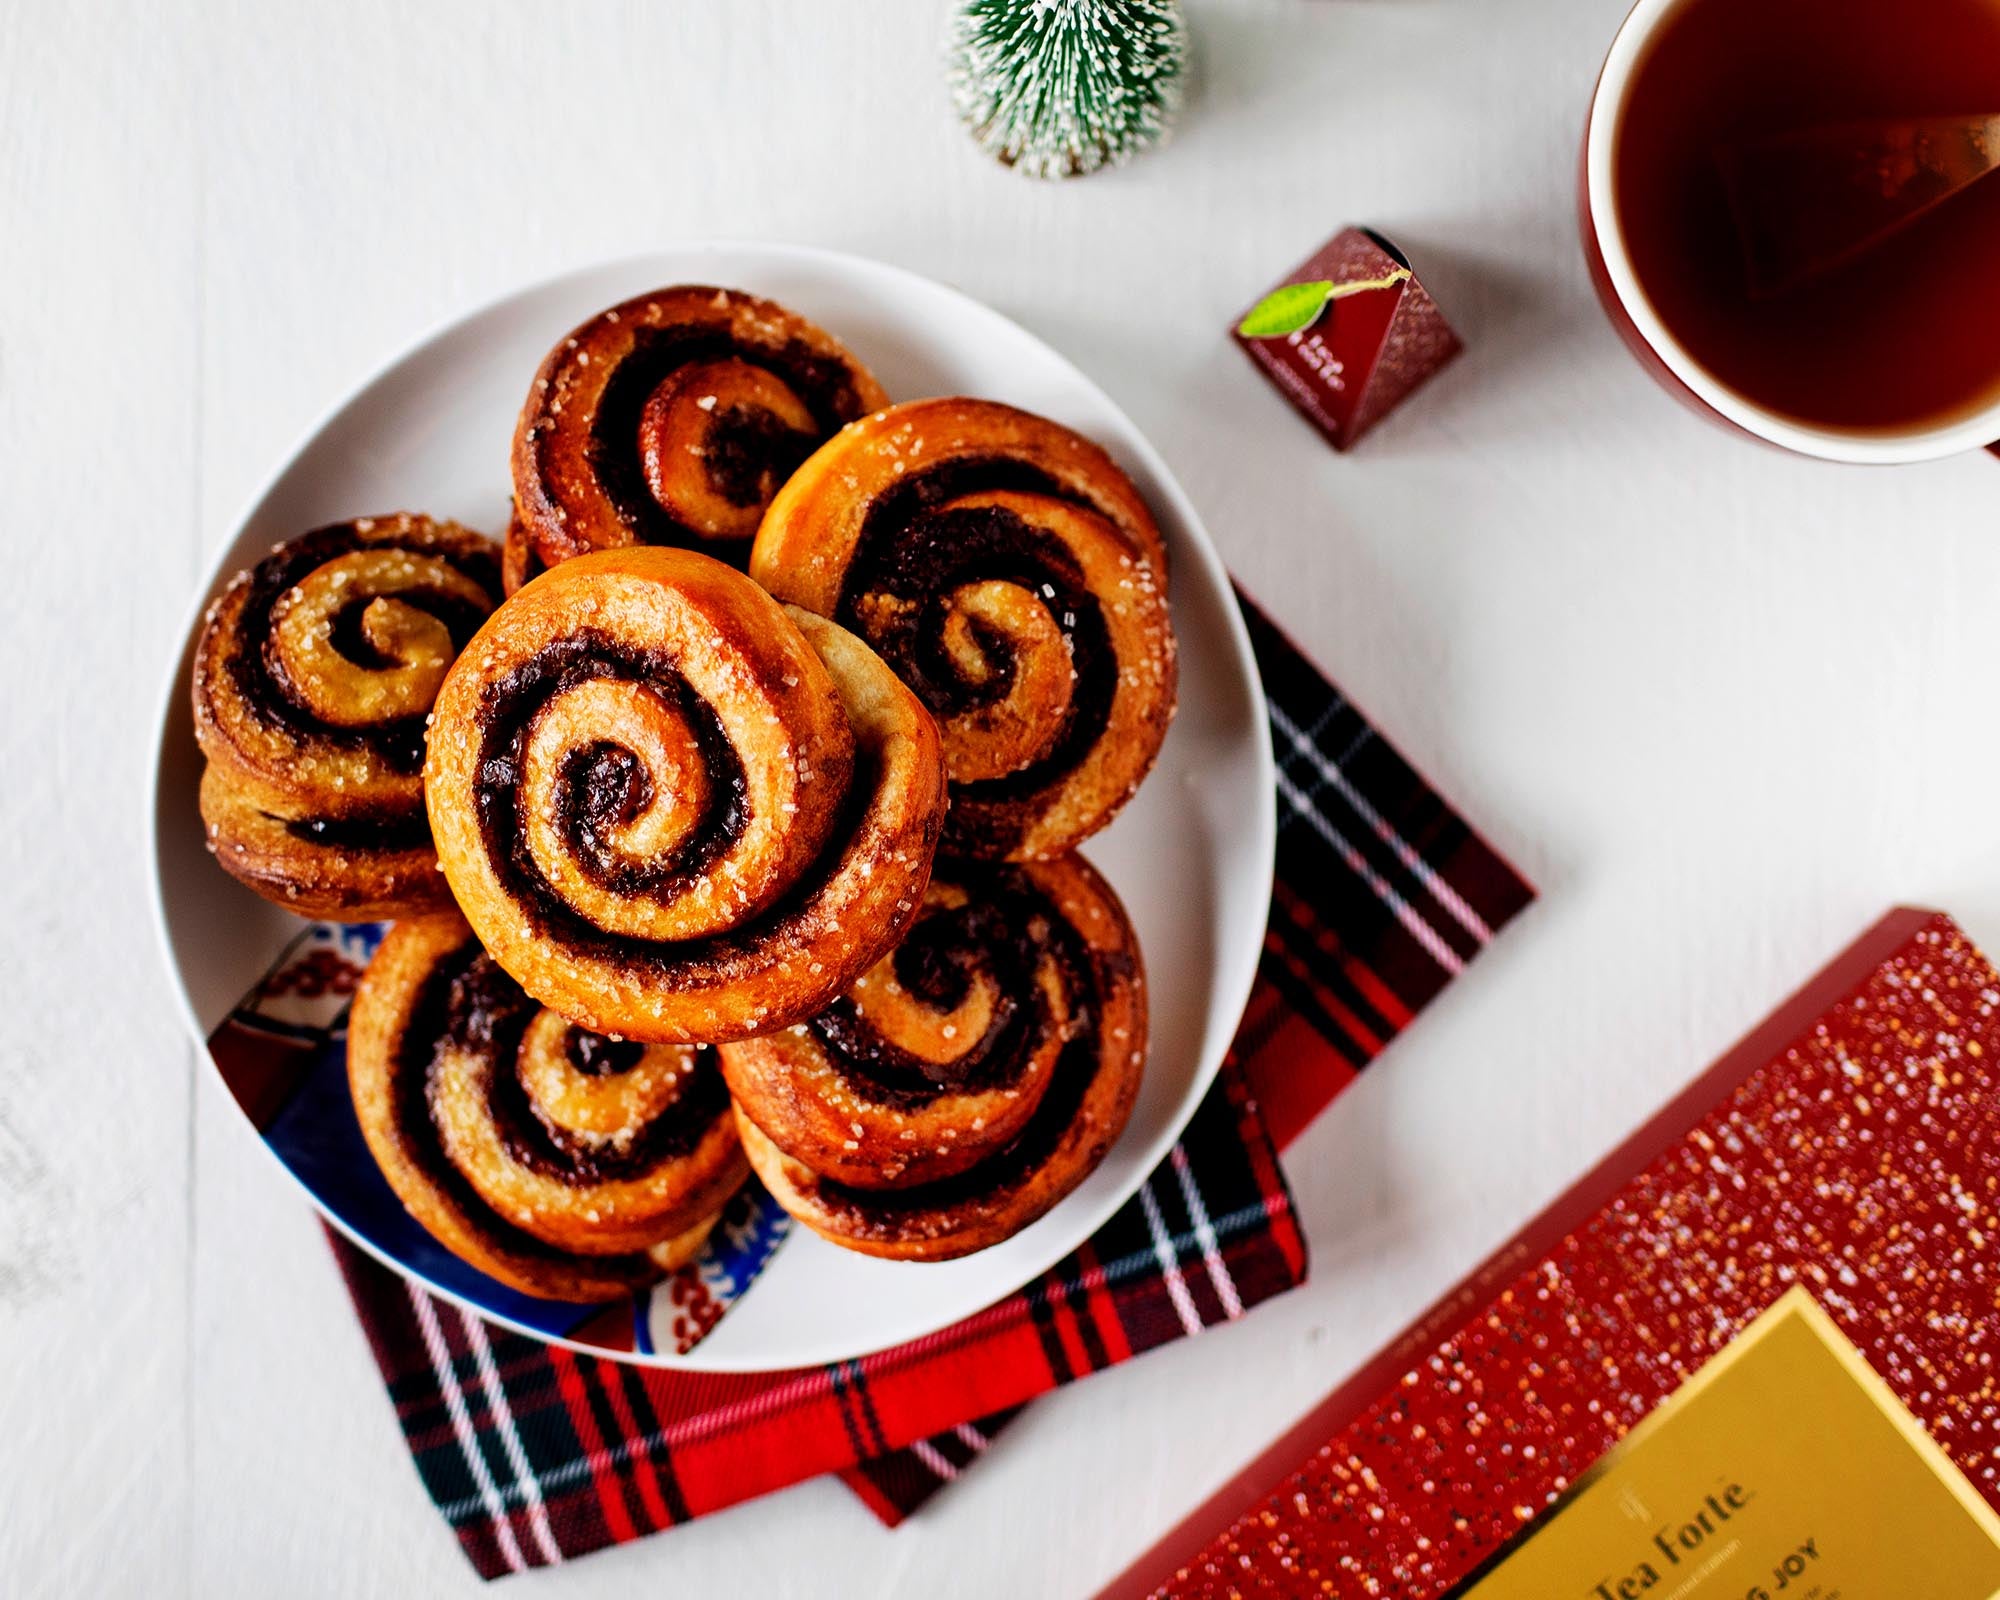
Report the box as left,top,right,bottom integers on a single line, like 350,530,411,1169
191,284,1179,1298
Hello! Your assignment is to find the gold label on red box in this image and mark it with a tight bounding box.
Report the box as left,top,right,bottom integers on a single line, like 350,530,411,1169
1456,1288,2000,1600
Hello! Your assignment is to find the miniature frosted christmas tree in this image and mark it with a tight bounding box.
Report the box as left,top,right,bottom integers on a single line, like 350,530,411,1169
947,0,1189,180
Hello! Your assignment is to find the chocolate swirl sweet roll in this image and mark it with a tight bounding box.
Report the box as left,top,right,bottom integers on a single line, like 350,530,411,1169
729,855,1147,1261
424,546,948,1044
511,285,889,571
191,514,503,918
752,398,1178,861
349,912,747,1301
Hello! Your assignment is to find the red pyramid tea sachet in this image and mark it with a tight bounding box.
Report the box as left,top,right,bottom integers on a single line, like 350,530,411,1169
1234,227,1462,450
1717,112,2000,297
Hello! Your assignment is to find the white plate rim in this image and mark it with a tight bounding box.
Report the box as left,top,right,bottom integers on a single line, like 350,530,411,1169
147,241,1277,1370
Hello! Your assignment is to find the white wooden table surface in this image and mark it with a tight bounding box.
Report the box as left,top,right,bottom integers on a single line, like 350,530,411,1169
8,0,2000,1592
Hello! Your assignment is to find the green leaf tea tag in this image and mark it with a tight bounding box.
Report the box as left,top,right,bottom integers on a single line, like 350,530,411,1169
1236,268,1413,338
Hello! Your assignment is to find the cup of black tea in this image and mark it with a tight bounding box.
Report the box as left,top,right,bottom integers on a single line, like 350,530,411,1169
1583,0,2000,463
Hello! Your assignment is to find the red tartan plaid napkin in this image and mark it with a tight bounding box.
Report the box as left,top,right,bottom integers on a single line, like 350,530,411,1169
329,592,1534,1575
841,598,1535,1522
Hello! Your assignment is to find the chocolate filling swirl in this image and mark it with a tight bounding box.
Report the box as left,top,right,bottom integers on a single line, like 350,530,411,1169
702,404,824,511
474,633,745,911
469,629,880,977
282,811,436,850
807,1034,1105,1222
807,865,1088,1108
838,458,1122,852
227,523,500,778
586,325,868,554
394,937,732,1237
807,886,1132,1223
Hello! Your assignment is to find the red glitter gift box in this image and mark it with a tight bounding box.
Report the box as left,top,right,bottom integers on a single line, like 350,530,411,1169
1105,908,2000,1598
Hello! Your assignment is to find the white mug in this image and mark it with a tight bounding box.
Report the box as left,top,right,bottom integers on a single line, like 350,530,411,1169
1580,0,2000,465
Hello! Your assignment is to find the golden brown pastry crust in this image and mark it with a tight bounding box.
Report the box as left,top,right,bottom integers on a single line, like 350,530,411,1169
719,873,1063,1188
198,765,446,920
424,546,948,1044
191,514,503,919
500,512,546,596
751,398,1177,861
511,285,889,572
733,854,1147,1261
347,912,747,1302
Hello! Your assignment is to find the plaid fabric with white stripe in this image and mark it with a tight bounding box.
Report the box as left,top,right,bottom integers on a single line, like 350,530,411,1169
331,592,1534,1573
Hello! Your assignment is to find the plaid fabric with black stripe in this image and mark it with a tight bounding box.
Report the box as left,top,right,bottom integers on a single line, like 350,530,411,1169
331,592,1534,1574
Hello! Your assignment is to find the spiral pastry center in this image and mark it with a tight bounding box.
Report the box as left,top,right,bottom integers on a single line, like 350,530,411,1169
844,960,1003,1070
474,627,854,947
219,522,500,788
513,289,889,571
810,875,1080,1101
416,944,733,1233
635,358,819,541
519,676,719,938
513,1011,702,1145
268,549,492,729
844,485,1119,803
936,576,1078,781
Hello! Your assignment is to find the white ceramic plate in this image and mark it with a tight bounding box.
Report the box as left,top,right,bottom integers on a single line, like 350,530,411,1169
149,244,1276,1370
